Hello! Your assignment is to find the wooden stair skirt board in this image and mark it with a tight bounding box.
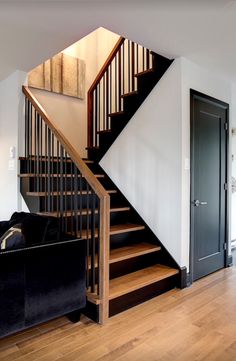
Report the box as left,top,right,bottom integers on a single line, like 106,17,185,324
85,265,179,319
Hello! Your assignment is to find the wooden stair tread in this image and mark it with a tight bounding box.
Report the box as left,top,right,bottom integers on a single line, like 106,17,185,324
19,157,93,164
108,111,124,117
26,189,117,196
109,264,179,300
88,242,161,269
134,68,155,77
81,223,145,239
121,91,138,98
19,173,104,178
87,264,178,304
109,223,145,235
110,242,161,264
40,206,130,217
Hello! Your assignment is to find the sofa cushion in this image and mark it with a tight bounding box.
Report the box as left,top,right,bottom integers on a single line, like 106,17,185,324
0,224,25,251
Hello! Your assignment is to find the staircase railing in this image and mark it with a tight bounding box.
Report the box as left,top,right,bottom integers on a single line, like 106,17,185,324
22,86,110,324
87,36,153,149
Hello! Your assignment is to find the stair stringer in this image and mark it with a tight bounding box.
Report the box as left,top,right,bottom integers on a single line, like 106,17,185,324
99,58,188,271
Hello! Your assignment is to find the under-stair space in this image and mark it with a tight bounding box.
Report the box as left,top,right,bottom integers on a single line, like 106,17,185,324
20,34,183,325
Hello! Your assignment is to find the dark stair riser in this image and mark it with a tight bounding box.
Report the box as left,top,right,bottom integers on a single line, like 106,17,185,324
109,274,178,317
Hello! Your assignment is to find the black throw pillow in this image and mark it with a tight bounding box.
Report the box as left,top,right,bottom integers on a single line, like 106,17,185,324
0,223,25,251
9,212,60,246
0,221,11,238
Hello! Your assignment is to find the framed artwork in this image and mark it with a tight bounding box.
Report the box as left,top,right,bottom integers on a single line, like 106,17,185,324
28,53,85,99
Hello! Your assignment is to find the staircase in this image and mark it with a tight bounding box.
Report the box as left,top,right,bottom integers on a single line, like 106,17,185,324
20,37,185,325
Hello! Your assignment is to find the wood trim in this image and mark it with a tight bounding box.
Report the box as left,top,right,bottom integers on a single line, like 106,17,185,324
87,36,125,148
99,195,110,324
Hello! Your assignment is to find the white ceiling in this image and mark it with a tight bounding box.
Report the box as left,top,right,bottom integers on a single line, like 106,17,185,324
0,0,236,83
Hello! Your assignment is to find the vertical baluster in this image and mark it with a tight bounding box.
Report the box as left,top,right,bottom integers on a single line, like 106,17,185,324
90,190,96,294
136,43,139,76
142,46,145,71
74,166,79,238
146,49,150,69
39,115,43,193
56,140,60,217
29,102,32,174
97,197,100,297
98,82,100,134
115,54,117,112
51,133,55,213
47,128,51,213
44,124,48,212
59,145,64,233
122,43,125,98
25,98,29,170
94,89,97,147
33,109,36,192
36,112,40,192
103,76,105,131
106,70,109,130
128,40,131,93
70,156,73,235
79,171,83,239
64,151,68,233
131,42,135,92
118,48,121,110
86,182,91,290
109,64,112,127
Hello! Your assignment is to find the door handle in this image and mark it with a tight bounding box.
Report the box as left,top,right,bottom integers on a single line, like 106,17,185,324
193,200,208,207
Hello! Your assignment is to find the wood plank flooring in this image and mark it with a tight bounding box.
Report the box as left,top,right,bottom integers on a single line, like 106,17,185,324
1,266,236,360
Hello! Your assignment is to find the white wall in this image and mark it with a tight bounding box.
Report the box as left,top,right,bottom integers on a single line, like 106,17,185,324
101,59,184,267
30,28,119,158
0,70,28,220
100,57,232,271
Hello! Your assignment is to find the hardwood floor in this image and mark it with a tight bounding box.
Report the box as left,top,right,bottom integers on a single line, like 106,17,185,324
1,266,236,360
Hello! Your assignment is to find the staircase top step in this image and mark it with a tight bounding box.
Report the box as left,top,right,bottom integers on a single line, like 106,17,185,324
108,111,125,117
26,189,117,197
121,91,138,98
134,68,155,77
109,264,179,300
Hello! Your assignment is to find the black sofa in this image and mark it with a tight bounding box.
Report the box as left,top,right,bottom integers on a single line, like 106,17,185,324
0,213,86,338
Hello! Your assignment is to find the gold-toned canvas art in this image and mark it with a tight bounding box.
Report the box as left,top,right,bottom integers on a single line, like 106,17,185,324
28,53,85,99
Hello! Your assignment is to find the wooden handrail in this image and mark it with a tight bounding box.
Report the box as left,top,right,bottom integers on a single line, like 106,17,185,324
88,36,125,94
23,86,109,200
23,85,110,324
87,36,125,148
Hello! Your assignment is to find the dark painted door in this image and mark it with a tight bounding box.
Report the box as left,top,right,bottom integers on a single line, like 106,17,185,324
191,90,228,281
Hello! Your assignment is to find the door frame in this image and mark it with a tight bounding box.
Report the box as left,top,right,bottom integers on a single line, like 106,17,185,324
190,89,230,284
